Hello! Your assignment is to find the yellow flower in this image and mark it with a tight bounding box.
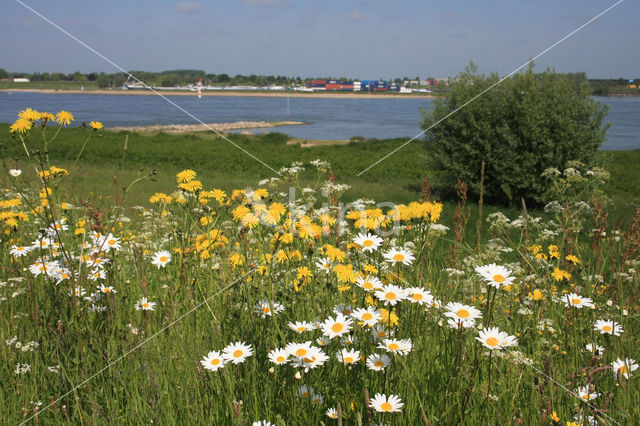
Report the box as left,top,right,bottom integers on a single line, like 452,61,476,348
19,108,41,121
39,112,55,123
176,169,196,183
549,250,560,259
89,121,103,130
552,268,571,282
228,252,245,268
528,289,544,301
565,254,580,265
10,118,33,134
55,110,74,125
241,212,260,229
333,264,357,283
297,266,311,281
278,233,294,244
527,244,542,254
380,309,399,327
179,180,202,192
363,264,379,275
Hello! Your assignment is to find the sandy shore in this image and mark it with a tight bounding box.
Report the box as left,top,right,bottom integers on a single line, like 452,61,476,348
0,88,435,99
108,121,305,133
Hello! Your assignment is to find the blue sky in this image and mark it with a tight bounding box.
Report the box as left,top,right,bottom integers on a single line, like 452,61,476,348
2,0,638,79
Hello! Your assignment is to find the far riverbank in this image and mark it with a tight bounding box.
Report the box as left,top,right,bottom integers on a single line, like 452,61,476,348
0,88,436,99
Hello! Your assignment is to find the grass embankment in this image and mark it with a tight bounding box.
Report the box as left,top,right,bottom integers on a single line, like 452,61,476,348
1,125,637,211
1,123,639,424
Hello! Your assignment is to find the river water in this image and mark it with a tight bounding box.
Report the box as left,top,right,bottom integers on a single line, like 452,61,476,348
0,91,637,150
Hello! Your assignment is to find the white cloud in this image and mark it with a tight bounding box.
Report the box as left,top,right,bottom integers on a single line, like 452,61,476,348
176,2,202,14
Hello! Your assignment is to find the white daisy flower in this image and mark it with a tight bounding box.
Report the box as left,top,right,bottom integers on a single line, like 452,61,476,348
406,287,434,305
268,348,290,365
576,385,599,402
337,348,360,364
612,358,638,379
326,407,338,419
475,327,518,350
200,350,226,372
366,353,391,371
444,302,483,324
9,169,22,177
10,245,32,257
564,293,594,309
369,393,403,413
593,319,623,336
135,297,156,311
378,338,413,355
315,257,332,274
151,250,172,268
382,248,414,266
255,300,285,318
221,341,253,364
353,232,383,252
374,284,407,306
287,321,315,334
321,313,353,339
356,275,383,292
285,341,315,359
351,307,382,327
475,263,516,288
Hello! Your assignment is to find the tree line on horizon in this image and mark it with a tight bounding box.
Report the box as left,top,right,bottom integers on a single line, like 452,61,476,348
0,68,637,93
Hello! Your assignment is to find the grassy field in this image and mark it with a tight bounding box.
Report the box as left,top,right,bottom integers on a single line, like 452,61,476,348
1,118,639,424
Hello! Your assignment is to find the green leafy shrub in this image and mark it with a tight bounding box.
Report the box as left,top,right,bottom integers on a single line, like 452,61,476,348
422,64,609,206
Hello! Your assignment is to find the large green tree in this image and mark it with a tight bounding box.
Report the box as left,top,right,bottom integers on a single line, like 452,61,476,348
422,64,609,205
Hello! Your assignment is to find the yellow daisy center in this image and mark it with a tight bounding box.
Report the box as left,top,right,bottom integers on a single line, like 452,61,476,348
342,309,351,315
276,356,285,363
108,239,116,245
262,307,271,313
233,350,243,358
374,361,384,367
380,402,393,411
602,325,612,332
332,323,344,333
142,303,150,308
296,327,306,332
571,298,582,305
493,274,505,283
363,239,374,247
159,256,168,262
344,356,354,363
457,309,470,318
619,365,628,374
363,281,374,290
362,313,373,320
393,254,405,262
412,293,423,300
211,358,220,365
385,292,397,300
295,348,307,357
388,343,399,351
377,331,387,338
486,337,499,347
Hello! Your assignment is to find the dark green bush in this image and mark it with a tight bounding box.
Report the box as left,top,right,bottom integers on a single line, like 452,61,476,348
422,64,609,206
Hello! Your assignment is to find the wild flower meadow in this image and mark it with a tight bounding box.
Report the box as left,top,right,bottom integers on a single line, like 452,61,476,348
1,109,639,424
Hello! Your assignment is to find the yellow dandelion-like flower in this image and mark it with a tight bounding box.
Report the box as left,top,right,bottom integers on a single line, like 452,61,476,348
19,108,41,121
232,205,251,221
55,110,74,125
10,118,33,134
179,179,202,192
89,121,103,130
176,169,196,183
228,252,245,268
552,268,571,282
39,112,54,123
297,266,311,280
565,254,581,265
380,309,399,327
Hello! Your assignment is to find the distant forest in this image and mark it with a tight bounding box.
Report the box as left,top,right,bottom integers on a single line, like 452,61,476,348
1,68,637,94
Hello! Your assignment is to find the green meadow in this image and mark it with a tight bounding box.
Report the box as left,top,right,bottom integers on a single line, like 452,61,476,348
1,119,639,424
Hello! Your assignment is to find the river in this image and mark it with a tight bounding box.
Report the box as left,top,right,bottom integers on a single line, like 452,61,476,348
0,91,637,150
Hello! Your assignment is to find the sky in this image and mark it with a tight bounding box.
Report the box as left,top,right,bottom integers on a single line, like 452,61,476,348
2,0,638,80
